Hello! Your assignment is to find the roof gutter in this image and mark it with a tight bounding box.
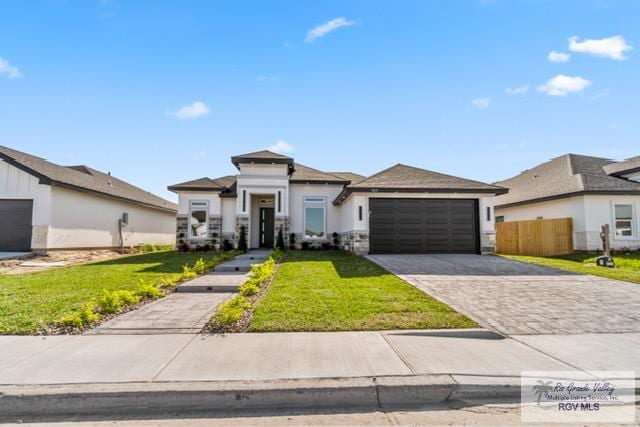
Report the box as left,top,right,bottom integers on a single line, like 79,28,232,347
495,190,640,209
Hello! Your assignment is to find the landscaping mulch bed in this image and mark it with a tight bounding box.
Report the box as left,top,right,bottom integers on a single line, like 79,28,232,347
36,288,177,335
203,263,280,334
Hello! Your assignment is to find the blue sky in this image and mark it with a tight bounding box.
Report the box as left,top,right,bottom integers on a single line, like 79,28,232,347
1,0,638,201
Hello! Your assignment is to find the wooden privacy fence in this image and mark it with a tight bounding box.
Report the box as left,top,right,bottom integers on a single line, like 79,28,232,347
496,218,573,256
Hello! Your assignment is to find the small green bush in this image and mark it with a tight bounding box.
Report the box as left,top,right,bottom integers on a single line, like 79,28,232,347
238,225,248,252
135,243,174,253
239,278,261,296
276,226,285,250
96,289,140,314
214,296,251,325
57,303,100,328
182,264,197,279
193,258,207,275
136,281,164,299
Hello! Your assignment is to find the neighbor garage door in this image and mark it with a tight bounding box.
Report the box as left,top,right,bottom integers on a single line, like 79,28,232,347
369,198,479,254
0,199,33,251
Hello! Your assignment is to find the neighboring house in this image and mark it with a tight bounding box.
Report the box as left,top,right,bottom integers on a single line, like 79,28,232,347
168,150,506,254
0,146,177,253
494,154,640,251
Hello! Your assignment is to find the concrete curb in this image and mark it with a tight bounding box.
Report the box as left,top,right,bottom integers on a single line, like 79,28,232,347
0,375,522,422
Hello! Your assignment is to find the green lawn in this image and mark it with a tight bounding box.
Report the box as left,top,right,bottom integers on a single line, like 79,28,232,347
0,251,212,334
249,250,477,332
502,253,640,284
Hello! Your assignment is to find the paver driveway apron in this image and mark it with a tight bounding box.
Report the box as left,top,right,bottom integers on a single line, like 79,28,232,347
367,254,640,335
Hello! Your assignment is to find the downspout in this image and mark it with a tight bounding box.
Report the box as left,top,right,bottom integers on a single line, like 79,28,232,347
118,218,124,254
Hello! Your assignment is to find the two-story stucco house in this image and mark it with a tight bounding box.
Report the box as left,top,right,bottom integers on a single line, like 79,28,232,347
168,150,507,255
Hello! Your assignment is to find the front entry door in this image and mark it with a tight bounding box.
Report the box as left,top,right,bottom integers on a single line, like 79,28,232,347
259,207,275,248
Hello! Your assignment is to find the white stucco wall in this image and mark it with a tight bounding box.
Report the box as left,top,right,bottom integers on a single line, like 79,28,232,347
495,195,640,251
0,159,53,249
238,164,288,177
288,184,345,238
177,192,221,215
48,186,175,249
221,197,236,233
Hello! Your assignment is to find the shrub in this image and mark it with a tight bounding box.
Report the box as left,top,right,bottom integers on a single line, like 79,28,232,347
182,264,197,279
276,226,285,250
301,241,310,251
238,225,248,252
332,232,340,249
96,289,140,314
321,242,331,250
271,248,283,262
136,243,173,253
289,233,296,250
179,243,191,252
239,279,261,296
58,303,100,328
193,258,207,275
136,281,164,299
214,296,251,325
222,239,234,251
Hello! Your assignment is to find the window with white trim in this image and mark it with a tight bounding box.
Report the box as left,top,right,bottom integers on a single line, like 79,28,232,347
303,197,326,239
614,204,634,237
189,201,208,239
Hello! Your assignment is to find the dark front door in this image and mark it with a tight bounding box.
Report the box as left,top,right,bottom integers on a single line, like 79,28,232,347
369,198,479,254
259,207,275,248
0,199,34,251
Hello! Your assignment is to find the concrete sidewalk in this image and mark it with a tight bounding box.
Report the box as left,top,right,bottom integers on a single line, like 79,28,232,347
2,330,638,385
1,329,638,421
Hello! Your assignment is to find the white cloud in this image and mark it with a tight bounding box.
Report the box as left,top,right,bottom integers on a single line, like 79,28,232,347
505,85,529,95
471,97,491,109
305,17,355,43
568,35,632,60
547,51,570,63
267,140,294,154
257,75,279,81
537,75,591,96
0,57,22,79
168,101,210,120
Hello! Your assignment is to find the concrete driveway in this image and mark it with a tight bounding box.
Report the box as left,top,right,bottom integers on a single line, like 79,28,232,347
368,254,640,336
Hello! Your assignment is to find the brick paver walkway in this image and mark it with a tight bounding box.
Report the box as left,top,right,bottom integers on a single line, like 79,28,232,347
368,254,640,335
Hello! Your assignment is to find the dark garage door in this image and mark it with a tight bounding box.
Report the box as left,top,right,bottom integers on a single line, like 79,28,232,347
369,198,479,254
0,199,33,251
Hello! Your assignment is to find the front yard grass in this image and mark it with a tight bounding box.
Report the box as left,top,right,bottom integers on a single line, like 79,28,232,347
502,253,640,284
0,251,215,334
248,250,477,332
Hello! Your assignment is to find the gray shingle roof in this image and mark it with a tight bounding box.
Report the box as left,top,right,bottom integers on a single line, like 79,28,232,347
231,150,292,160
0,146,177,212
333,163,506,205
603,155,640,176
327,172,366,184
290,164,350,184
230,150,295,173
494,153,640,208
167,175,236,192
348,164,507,191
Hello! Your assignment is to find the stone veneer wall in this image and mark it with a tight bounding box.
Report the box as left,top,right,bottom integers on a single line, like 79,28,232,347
175,215,188,248
480,231,496,255
274,216,290,247
338,231,369,255
175,214,221,249
208,215,222,249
